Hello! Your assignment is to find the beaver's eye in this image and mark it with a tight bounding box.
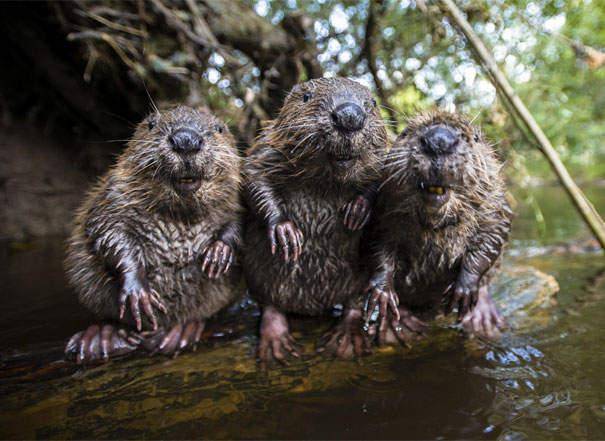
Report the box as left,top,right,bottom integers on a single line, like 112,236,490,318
147,114,159,130
215,124,224,134
364,99,377,111
303,92,313,103
473,133,480,142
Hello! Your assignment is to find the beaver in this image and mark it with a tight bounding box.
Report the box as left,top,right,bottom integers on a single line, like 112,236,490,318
364,110,512,343
64,105,243,363
243,77,388,364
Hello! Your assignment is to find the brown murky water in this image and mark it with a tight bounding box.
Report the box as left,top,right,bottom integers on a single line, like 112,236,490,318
0,184,604,440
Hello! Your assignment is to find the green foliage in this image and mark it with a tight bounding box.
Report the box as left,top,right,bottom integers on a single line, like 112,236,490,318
249,0,605,179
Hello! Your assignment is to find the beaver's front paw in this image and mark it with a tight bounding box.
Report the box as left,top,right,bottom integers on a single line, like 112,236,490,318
364,284,400,331
201,240,234,279
343,195,372,231
445,272,480,319
268,220,304,263
119,279,167,331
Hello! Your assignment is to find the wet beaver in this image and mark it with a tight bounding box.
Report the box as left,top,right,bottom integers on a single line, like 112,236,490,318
243,77,388,364
65,105,243,363
364,110,512,343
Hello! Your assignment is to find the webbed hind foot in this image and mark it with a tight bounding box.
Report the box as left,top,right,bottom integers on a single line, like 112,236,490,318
462,287,505,339
365,305,428,347
143,319,206,358
65,323,141,365
257,306,300,368
317,308,372,359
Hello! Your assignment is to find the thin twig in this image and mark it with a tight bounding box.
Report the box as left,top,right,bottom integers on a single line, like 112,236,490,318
68,30,145,77
437,0,605,249
80,9,147,37
361,0,399,132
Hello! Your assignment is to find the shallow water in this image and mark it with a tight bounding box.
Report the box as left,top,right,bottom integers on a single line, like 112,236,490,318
0,184,604,440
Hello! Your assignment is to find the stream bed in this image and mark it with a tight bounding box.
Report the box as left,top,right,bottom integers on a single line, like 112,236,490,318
0,184,604,440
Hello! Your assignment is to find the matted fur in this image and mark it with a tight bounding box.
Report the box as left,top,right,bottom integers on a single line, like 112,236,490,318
243,77,388,314
370,110,512,313
65,106,243,327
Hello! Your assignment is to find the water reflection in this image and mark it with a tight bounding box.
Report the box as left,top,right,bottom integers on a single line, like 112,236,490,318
0,184,604,439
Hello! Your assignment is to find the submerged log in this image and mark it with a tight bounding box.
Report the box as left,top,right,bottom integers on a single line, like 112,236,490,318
0,264,558,439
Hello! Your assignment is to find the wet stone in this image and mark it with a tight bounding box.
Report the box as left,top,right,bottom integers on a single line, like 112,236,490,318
0,264,558,439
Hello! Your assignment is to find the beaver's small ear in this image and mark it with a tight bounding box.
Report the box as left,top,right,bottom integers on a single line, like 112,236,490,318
147,113,160,130
193,105,212,115
302,91,313,102
399,127,411,138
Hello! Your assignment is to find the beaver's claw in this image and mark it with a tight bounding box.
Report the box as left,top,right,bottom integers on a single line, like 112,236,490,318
65,324,142,364
343,195,372,231
462,288,506,339
145,320,206,357
268,220,304,262
363,284,400,331
257,306,300,368
119,283,167,332
444,272,480,319
317,309,372,359
379,307,428,346
201,240,234,279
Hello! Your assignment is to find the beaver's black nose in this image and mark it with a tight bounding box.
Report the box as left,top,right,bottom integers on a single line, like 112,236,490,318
331,102,366,132
421,126,459,155
169,128,203,154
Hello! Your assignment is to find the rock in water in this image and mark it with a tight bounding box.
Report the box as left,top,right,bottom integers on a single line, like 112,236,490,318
0,264,558,439
490,264,559,329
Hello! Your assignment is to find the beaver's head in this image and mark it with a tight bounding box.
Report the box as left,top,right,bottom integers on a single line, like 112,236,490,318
387,111,500,226
269,77,387,182
125,106,239,202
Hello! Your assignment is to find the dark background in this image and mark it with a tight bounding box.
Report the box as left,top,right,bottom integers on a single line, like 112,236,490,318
1,0,604,241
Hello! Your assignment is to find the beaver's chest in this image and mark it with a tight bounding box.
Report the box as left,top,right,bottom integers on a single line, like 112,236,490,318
248,186,365,312
393,223,469,306
282,187,359,256
138,216,214,270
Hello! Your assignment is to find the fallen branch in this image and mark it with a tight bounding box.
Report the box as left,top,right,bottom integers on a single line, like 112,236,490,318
436,0,605,249
149,0,214,48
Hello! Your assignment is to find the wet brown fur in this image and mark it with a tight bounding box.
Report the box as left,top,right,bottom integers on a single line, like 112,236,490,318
65,106,243,328
371,110,512,315
244,77,388,315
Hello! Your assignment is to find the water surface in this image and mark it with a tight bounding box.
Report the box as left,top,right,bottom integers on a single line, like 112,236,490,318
0,184,604,440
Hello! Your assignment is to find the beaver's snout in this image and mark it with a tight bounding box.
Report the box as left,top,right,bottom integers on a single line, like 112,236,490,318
421,126,459,156
331,102,366,133
169,128,203,154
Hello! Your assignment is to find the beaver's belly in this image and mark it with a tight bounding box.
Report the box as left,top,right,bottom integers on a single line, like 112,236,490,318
137,217,239,324
146,264,240,325
245,189,366,315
